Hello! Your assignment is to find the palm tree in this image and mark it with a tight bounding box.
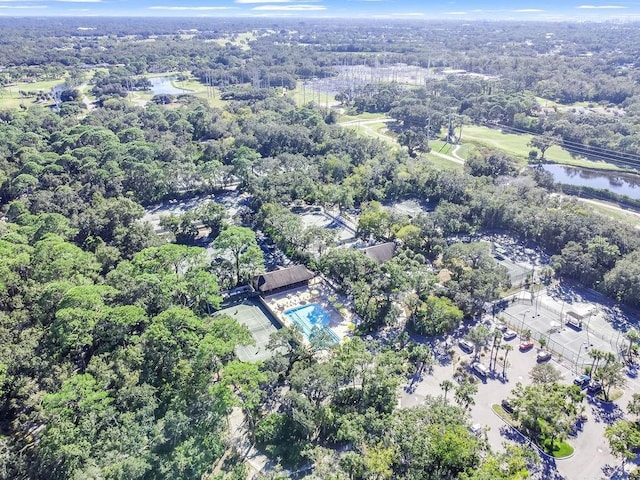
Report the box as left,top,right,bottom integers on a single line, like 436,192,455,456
603,352,616,369
454,380,478,411
492,336,503,371
502,344,514,378
627,393,640,421
440,379,455,404
599,361,626,402
626,329,640,363
488,330,502,371
588,348,606,376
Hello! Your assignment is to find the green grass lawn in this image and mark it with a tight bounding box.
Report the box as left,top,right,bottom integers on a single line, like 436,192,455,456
581,201,640,227
175,78,228,108
290,84,337,108
430,140,455,155
491,404,518,427
338,111,389,123
344,122,397,145
597,388,624,403
535,96,562,108
541,437,574,458
0,77,66,110
535,96,594,109
462,125,551,161
208,31,255,50
425,153,464,171
462,125,623,171
126,72,228,108
492,404,574,458
334,114,464,170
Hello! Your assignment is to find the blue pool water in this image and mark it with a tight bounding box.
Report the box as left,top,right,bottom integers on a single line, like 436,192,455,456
284,303,340,344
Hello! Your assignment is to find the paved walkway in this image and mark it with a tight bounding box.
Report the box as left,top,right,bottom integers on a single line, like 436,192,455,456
226,407,274,479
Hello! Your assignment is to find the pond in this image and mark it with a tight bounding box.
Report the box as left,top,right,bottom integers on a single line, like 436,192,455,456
148,76,189,95
542,164,640,200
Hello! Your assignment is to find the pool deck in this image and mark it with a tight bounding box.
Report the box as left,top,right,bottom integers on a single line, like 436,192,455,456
263,278,356,341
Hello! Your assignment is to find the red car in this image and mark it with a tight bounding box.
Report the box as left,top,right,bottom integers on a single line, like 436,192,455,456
519,340,535,351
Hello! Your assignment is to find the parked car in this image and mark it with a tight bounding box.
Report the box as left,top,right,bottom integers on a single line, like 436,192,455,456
519,340,535,351
469,423,483,436
536,350,552,362
503,330,517,341
459,339,474,354
501,399,515,414
495,323,508,333
587,381,602,395
472,362,488,378
574,374,591,387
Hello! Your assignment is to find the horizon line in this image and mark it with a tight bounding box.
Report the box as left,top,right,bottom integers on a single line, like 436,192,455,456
1,14,640,22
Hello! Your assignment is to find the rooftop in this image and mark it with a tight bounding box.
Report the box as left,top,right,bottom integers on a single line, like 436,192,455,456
362,242,396,264
253,265,315,293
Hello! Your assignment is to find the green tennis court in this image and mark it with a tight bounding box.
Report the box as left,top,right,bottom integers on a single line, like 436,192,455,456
216,300,282,362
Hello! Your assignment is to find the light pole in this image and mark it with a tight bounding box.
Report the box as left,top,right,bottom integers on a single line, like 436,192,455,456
576,342,588,373
520,310,530,333
586,309,594,347
533,283,543,317
548,321,560,346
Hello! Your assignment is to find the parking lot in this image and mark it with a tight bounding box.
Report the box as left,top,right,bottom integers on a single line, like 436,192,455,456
397,274,640,478
399,336,624,480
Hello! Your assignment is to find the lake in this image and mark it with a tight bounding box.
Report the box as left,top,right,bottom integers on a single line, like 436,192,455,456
148,76,189,95
542,164,640,200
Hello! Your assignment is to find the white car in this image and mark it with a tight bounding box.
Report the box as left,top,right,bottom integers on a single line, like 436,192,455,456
537,350,552,362
503,330,517,341
458,339,474,353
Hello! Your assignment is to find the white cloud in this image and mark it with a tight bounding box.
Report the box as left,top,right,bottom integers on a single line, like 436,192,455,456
236,0,291,3
149,5,237,10
515,9,543,12
250,12,295,16
57,0,102,3
445,11,467,15
577,5,626,8
0,4,47,7
390,12,425,16
252,4,326,10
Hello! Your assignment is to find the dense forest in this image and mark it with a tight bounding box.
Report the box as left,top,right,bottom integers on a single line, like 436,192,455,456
2,17,640,479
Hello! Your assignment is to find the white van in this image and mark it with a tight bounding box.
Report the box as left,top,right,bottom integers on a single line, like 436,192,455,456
472,362,488,378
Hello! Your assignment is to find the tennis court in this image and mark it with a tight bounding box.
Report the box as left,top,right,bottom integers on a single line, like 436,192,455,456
215,300,282,362
495,256,531,285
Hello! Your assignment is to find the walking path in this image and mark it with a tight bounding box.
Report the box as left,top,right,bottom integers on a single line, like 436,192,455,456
338,117,396,144
430,144,465,165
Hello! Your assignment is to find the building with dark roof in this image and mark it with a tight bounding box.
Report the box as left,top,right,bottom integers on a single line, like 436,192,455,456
252,265,315,294
361,242,396,264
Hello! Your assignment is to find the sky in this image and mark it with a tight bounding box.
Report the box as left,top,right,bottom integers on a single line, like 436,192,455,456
2,0,640,19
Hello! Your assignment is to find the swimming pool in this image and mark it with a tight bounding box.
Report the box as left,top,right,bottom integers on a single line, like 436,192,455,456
284,303,340,344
